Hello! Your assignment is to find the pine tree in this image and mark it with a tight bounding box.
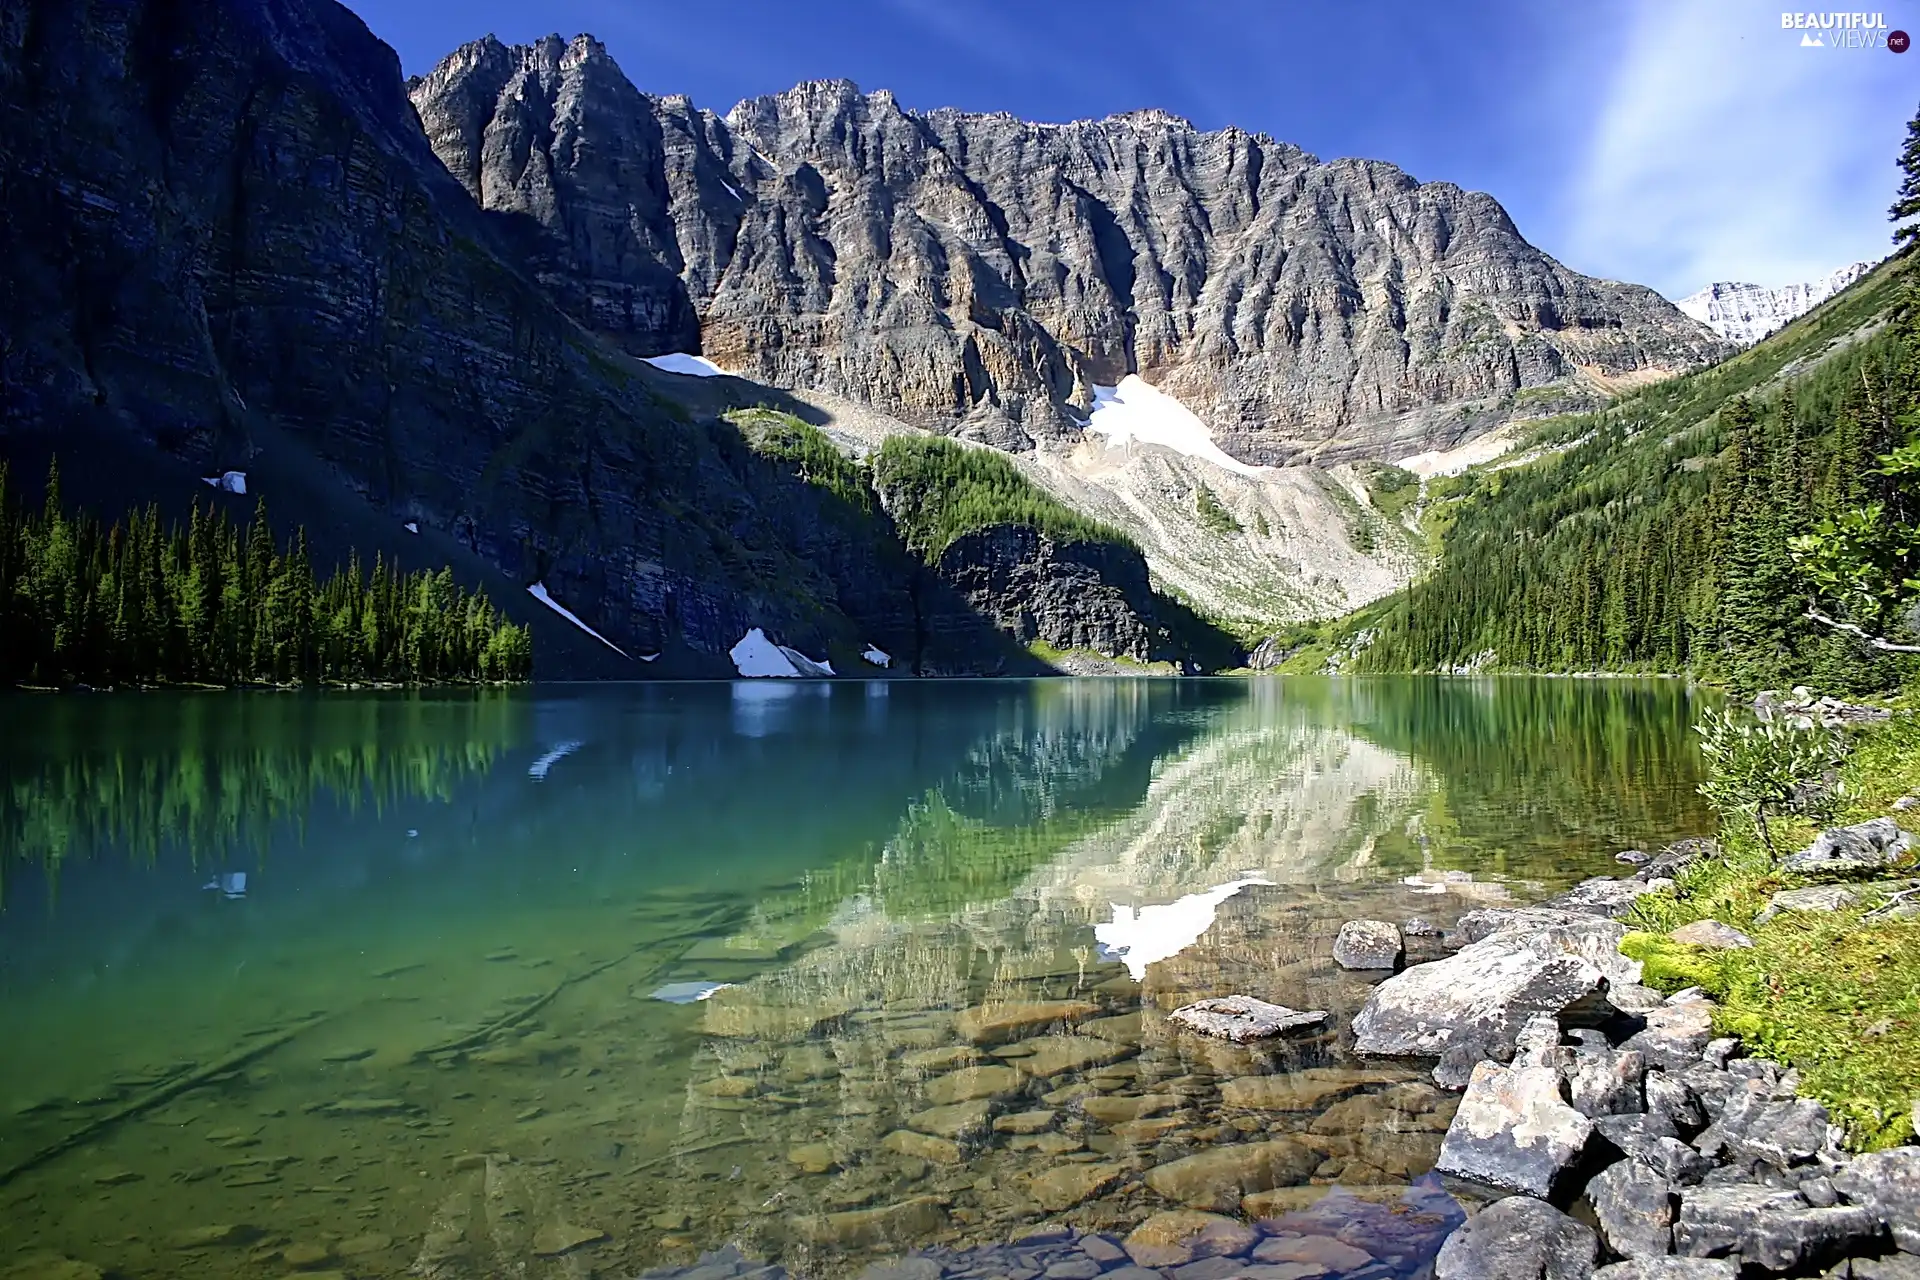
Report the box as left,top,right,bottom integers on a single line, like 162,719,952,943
1893,100,1920,250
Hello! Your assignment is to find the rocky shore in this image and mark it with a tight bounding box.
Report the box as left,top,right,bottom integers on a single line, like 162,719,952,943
591,828,1919,1280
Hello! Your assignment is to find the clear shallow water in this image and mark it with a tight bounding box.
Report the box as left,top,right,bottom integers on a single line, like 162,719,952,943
0,677,1713,1278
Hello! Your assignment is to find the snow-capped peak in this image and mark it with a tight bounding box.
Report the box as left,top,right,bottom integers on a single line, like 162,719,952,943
1675,261,1876,346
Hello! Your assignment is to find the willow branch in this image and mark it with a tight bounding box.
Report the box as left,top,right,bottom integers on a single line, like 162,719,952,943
1805,608,1920,652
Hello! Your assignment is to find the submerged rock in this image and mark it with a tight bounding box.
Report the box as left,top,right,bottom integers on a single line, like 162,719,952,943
1122,1210,1257,1267
955,1000,1099,1044
792,1197,947,1248
1143,1138,1321,1211
1167,995,1329,1041
1027,1162,1124,1211
921,1064,1023,1105
1433,1194,1597,1280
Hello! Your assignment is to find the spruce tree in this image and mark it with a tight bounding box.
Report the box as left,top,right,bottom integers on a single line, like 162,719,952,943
1894,100,1920,250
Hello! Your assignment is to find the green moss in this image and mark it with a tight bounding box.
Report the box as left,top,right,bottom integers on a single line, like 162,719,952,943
1619,708,1920,1149
1620,931,1726,992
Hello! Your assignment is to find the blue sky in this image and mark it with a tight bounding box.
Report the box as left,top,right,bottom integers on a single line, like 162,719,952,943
346,0,1918,297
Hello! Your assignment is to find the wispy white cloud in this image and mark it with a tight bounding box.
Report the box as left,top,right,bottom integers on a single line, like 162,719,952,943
1563,0,1912,297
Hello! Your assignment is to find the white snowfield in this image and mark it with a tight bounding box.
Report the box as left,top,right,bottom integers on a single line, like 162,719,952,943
730,627,835,678
1093,875,1275,980
201,471,247,494
861,645,891,667
641,352,730,378
1085,377,1269,479
526,582,627,657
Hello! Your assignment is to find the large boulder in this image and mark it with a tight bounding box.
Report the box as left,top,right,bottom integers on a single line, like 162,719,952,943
1755,884,1860,924
1562,1045,1646,1118
1783,817,1913,878
1435,1059,1593,1197
1434,1194,1598,1280
1833,1147,1920,1255
1353,910,1637,1061
1673,1184,1879,1272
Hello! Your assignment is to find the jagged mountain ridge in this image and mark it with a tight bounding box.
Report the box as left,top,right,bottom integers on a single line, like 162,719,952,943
0,0,1228,676
1675,262,1878,346
409,34,1730,467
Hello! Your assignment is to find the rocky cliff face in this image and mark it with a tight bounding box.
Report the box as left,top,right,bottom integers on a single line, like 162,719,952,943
411,36,1731,464
1675,262,1876,346
0,0,1202,676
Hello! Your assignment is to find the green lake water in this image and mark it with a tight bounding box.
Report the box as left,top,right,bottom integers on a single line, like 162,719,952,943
0,677,1713,1278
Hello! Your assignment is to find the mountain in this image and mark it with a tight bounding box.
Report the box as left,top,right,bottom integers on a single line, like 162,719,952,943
0,0,1239,676
1676,262,1878,346
409,35,1729,468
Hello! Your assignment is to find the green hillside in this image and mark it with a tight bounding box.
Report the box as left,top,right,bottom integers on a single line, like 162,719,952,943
1345,251,1920,691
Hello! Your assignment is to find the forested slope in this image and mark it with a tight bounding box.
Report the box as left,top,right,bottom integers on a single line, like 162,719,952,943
1348,251,1919,691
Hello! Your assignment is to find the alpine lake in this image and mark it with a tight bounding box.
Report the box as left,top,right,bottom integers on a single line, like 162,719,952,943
0,677,1715,1280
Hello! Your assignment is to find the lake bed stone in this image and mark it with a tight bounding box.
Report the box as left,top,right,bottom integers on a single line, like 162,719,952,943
1167,996,1329,1042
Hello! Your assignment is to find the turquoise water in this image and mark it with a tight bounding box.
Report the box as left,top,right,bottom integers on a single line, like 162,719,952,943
0,677,1712,1278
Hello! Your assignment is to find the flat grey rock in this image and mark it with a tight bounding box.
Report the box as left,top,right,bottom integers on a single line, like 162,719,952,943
1756,884,1861,924
1591,1261,1738,1279
1167,996,1328,1043
1667,920,1753,950
1673,1184,1878,1273
1784,818,1913,878
1353,911,1635,1061
1621,996,1716,1070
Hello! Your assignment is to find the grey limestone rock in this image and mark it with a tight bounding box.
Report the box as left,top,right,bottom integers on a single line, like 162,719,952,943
1668,921,1753,950
1674,1185,1880,1272
1435,1059,1593,1197
1166,996,1328,1043
1591,1262,1738,1279
1589,1159,1678,1259
1756,885,1861,924
1784,818,1914,878
1353,909,1636,1062
1622,996,1717,1071
1832,1147,1920,1255
1334,920,1406,970
1434,1194,1598,1280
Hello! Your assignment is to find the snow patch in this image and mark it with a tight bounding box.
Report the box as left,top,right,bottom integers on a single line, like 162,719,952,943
528,740,582,781
403,521,419,534
1094,875,1274,980
1085,377,1267,479
641,352,730,378
861,645,891,668
730,628,833,678
648,980,734,1004
527,582,627,657
720,180,743,202
1398,425,1521,479
202,471,247,494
